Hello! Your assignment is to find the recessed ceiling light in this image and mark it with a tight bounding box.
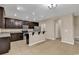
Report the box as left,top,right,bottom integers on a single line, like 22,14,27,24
43,4,57,9
32,12,35,15
17,7,20,10
17,6,23,11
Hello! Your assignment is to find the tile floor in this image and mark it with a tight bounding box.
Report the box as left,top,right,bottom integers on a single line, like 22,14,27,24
5,39,79,55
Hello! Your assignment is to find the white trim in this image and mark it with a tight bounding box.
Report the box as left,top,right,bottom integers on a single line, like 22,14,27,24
61,40,74,45
46,38,55,40
29,39,46,46
51,38,55,40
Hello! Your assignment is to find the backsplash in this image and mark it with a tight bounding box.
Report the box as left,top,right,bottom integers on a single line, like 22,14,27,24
0,29,22,33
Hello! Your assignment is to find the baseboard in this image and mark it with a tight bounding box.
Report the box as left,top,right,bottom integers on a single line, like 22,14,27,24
46,38,55,40
29,39,46,46
61,40,74,45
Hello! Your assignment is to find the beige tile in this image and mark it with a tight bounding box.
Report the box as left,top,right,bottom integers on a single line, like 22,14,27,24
4,39,79,55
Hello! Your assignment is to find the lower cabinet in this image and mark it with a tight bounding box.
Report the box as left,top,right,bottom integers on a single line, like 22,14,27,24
10,33,23,42
25,34,29,44
0,37,10,54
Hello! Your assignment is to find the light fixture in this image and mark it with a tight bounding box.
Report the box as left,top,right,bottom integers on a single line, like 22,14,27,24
48,4,57,9
44,4,57,9
32,12,35,15
17,6,24,11
53,4,57,7
17,7,20,10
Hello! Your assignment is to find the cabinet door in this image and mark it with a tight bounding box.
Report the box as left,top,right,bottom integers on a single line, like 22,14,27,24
23,21,29,25
0,22,3,28
0,7,5,28
5,19,15,28
33,22,39,26
16,33,23,40
10,33,17,41
5,18,23,29
10,33,23,42
29,22,34,29
0,37,10,54
15,20,23,28
29,22,39,29
0,7,4,19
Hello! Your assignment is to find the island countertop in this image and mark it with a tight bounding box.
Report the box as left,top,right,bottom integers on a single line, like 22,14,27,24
0,29,22,33
0,29,22,37
0,32,10,37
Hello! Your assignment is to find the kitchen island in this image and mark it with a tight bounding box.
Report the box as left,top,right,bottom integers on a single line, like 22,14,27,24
0,32,10,54
0,29,23,54
23,30,46,46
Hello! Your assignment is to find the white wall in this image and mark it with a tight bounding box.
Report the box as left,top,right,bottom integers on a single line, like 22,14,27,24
40,15,74,45
74,16,79,39
60,15,74,45
39,18,56,40
55,19,62,39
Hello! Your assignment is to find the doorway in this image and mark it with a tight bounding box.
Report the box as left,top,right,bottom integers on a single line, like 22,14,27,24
54,19,62,41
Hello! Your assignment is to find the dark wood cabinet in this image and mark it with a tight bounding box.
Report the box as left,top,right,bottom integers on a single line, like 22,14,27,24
29,22,34,28
0,7,4,19
23,21,39,29
5,18,39,29
5,18,23,29
0,37,10,54
10,33,23,42
0,7,5,28
23,21,29,25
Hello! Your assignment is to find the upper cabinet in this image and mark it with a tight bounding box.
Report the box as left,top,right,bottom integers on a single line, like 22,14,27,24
0,7,4,19
5,18,39,29
0,7,5,28
29,22,39,29
23,21,39,29
5,18,23,29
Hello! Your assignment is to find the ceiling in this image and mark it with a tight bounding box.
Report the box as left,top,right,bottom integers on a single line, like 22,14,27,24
0,4,79,22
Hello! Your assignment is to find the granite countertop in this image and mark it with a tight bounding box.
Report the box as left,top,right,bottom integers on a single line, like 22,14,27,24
0,29,23,37
0,29,23,33
0,32,10,37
